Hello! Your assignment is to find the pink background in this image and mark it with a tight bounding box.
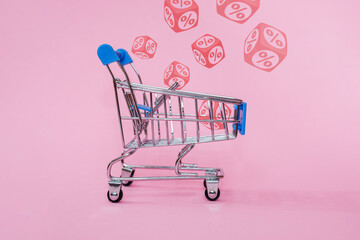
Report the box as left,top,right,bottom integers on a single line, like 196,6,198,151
1,0,360,239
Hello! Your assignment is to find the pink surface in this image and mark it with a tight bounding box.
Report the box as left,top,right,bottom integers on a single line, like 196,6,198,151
1,0,360,239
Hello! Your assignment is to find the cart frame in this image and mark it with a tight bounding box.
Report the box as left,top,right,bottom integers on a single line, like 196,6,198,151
97,44,247,202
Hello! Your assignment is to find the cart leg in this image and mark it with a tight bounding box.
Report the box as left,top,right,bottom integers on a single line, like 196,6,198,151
107,180,123,203
107,148,137,180
175,143,196,176
205,178,220,201
106,149,137,202
121,167,135,186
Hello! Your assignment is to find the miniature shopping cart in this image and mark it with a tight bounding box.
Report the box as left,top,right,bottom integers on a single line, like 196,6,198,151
97,44,247,202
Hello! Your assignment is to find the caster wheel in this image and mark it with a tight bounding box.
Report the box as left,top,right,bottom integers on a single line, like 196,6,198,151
205,188,220,201
107,189,123,203
122,170,135,187
203,179,207,188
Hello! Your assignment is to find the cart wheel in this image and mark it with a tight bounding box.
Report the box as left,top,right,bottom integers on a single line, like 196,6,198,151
107,189,123,203
122,170,135,187
203,179,207,188
205,188,220,201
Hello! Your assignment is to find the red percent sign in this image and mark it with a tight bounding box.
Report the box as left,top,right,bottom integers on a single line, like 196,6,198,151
209,46,223,64
164,65,174,79
133,38,144,49
253,50,279,69
245,29,259,54
229,3,247,19
171,0,192,8
196,36,215,48
193,50,206,65
135,52,149,59
200,104,209,116
179,12,196,29
257,52,274,67
146,41,156,54
165,7,175,27
264,27,286,49
224,2,251,21
176,64,189,77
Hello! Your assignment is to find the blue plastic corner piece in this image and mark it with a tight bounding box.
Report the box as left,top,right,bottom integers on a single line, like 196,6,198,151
239,102,247,135
233,102,247,135
116,49,133,65
97,44,119,65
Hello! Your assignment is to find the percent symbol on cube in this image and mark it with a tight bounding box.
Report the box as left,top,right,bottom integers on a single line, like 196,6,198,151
196,36,215,48
133,38,144,49
176,64,189,77
224,2,252,22
245,29,259,53
164,65,174,79
179,12,197,29
146,41,156,54
251,50,279,70
193,50,207,65
164,7,175,27
200,104,209,115
217,0,259,24
209,47,224,64
256,51,275,68
171,0,192,8
228,3,249,20
264,28,285,49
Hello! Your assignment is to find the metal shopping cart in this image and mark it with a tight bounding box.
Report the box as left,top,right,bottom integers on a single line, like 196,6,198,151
97,44,247,202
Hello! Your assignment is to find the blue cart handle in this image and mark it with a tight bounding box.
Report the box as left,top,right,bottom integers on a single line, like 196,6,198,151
97,44,119,65
233,102,247,135
115,49,133,65
97,44,133,66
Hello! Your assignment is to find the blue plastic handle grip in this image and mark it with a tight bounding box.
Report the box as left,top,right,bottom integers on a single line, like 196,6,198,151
116,49,133,65
97,44,119,65
233,102,247,135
